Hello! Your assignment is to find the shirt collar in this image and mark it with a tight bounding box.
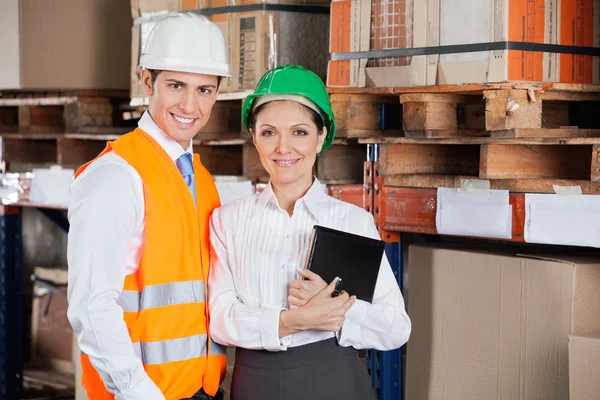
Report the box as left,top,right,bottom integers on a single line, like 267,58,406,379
138,111,193,162
301,178,329,220
254,178,329,221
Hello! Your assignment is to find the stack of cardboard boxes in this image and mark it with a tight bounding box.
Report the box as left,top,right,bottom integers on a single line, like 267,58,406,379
0,0,131,90
328,0,600,87
406,243,600,400
130,0,331,98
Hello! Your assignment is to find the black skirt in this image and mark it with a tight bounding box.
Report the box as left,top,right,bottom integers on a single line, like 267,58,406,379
231,338,377,400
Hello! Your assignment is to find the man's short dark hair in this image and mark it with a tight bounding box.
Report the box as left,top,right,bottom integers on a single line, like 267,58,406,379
147,69,222,89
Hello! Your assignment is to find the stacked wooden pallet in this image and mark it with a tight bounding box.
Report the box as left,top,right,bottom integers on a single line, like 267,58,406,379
330,81,600,240
0,90,136,172
0,91,367,188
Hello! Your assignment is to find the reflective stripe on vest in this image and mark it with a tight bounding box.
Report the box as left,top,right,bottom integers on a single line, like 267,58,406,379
130,336,226,365
117,280,226,364
117,280,205,313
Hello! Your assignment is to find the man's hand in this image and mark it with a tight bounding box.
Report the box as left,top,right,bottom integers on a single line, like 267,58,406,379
288,268,328,309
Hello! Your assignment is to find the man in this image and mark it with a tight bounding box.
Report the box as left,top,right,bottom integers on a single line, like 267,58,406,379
67,13,229,400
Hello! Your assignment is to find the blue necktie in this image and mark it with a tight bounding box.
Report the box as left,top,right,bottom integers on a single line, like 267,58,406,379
176,153,196,206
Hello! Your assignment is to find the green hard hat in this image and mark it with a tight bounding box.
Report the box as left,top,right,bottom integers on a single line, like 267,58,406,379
242,65,336,151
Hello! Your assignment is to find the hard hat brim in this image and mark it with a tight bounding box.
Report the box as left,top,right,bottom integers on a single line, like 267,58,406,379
140,55,232,77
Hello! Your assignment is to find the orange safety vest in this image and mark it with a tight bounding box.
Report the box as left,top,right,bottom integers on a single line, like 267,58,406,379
76,128,226,399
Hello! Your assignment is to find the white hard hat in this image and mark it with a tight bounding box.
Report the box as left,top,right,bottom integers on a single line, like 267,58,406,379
139,13,231,77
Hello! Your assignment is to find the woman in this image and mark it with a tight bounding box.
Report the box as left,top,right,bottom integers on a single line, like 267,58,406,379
208,65,411,400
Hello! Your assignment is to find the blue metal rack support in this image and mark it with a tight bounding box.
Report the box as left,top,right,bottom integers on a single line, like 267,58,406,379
366,240,404,400
364,104,406,400
0,205,23,400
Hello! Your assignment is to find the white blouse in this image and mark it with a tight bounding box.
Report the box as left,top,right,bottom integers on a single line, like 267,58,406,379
208,179,411,352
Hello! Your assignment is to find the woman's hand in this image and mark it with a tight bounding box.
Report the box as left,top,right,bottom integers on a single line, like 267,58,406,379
301,278,356,332
279,278,356,337
287,268,328,309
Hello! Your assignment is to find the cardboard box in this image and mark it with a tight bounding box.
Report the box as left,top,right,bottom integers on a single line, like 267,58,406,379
131,0,193,19
0,0,131,90
207,6,330,93
327,0,371,87
406,244,600,400
131,0,329,97
329,0,600,87
327,0,434,87
0,0,20,90
557,0,600,84
200,0,330,6
436,0,558,85
569,334,600,400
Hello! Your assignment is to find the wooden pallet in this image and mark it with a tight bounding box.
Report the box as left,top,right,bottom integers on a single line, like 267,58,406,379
0,90,137,134
0,132,367,184
329,82,600,139
200,138,366,184
361,136,600,194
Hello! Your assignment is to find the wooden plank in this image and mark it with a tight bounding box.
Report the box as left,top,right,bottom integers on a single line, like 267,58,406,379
77,126,130,135
18,105,31,132
382,174,600,194
316,143,365,183
403,102,457,131
345,129,404,138
330,94,399,134
327,81,533,95
327,87,397,95
539,91,600,101
359,136,600,145
541,82,600,92
0,96,77,106
194,138,249,146
328,81,600,96
480,144,592,179
379,143,480,175
484,89,542,131
404,129,489,138
491,128,600,138
399,93,469,103
484,89,531,99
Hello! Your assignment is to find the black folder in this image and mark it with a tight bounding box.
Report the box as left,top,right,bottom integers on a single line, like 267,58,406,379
304,225,386,303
